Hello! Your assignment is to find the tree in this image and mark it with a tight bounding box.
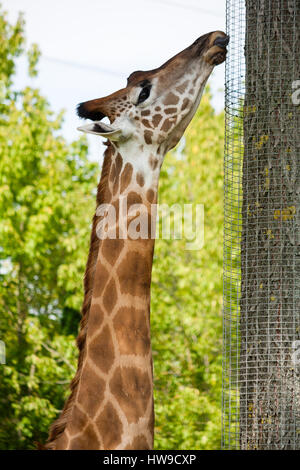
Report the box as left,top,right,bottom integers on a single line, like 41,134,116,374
0,7,98,449
240,0,300,449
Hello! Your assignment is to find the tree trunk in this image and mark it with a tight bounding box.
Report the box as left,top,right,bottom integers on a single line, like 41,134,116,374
240,0,300,449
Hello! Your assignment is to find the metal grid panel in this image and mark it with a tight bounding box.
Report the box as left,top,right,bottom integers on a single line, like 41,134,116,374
222,0,245,450
222,0,300,450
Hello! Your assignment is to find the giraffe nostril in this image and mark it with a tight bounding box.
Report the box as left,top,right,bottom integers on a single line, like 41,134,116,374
77,102,106,121
213,35,230,48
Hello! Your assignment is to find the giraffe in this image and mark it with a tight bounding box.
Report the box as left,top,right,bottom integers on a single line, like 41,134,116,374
43,30,229,450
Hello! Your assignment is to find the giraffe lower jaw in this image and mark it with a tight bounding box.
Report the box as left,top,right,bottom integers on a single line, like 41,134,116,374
204,46,227,65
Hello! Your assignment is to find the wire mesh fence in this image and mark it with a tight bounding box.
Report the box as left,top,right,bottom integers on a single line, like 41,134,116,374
222,0,300,450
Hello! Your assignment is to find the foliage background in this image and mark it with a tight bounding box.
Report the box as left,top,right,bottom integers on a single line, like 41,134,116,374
0,7,224,449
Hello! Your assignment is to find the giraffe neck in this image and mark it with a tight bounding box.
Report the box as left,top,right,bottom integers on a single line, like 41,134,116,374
54,141,164,450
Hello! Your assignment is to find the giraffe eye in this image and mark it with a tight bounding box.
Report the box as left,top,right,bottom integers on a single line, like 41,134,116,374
137,85,151,105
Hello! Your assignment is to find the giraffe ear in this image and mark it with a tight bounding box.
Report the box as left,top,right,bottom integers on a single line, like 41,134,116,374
77,121,122,141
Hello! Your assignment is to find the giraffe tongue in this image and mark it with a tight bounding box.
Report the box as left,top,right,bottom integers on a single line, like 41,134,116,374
77,120,122,138
90,122,117,133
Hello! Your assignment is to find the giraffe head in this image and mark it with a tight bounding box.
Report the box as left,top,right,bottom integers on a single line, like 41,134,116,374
77,31,228,153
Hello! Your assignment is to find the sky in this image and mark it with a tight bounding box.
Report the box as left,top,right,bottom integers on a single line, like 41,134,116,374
3,0,226,160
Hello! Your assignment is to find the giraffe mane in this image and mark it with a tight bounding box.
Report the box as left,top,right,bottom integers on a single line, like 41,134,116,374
39,143,113,449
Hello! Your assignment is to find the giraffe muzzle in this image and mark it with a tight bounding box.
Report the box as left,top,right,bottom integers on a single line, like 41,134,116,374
213,35,230,48
204,33,229,65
